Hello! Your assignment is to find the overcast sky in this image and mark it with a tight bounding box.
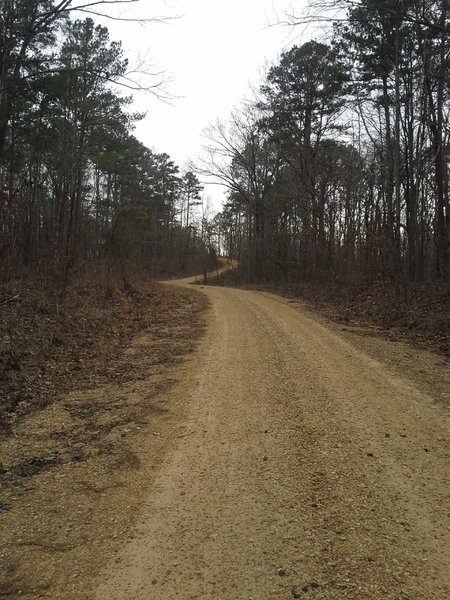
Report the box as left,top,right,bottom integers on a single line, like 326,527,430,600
97,0,311,210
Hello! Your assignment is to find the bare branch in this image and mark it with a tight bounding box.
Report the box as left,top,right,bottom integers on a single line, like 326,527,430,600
74,9,175,23
39,1,178,25
276,0,450,35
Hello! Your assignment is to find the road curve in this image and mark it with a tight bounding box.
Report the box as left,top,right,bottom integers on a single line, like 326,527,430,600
94,284,449,599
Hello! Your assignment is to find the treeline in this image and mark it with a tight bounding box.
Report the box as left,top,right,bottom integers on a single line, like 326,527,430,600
209,0,449,285
0,2,210,290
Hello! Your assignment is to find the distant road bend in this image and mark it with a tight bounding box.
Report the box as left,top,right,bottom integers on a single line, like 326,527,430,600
95,278,449,599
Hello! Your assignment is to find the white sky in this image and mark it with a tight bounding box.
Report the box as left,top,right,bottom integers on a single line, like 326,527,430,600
96,0,311,211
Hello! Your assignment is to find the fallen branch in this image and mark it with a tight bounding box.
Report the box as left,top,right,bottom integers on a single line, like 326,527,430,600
415,294,450,311
0,294,20,307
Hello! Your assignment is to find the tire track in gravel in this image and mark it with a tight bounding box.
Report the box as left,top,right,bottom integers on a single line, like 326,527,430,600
93,284,449,600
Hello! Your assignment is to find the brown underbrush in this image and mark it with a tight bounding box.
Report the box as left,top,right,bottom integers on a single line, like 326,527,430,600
0,266,208,597
0,268,207,435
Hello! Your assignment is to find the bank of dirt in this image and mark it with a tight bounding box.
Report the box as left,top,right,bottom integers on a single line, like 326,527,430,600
0,272,208,598
291,281,450,358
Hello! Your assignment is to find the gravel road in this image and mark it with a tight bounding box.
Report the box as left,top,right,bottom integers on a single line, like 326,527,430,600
94,283,449,599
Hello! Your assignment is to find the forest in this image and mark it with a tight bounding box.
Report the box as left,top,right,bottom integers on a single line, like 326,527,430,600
0,0,449,301
209,0,449,290
1,4,449,597
0,0,213,295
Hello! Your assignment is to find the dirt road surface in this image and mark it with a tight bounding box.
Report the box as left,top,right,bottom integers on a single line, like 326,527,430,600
94,282,449,599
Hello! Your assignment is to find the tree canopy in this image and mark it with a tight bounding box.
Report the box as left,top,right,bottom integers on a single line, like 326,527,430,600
210,0,449,284
0,3,209,288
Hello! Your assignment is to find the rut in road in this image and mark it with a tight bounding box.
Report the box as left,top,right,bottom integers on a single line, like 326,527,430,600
94,284,449,600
